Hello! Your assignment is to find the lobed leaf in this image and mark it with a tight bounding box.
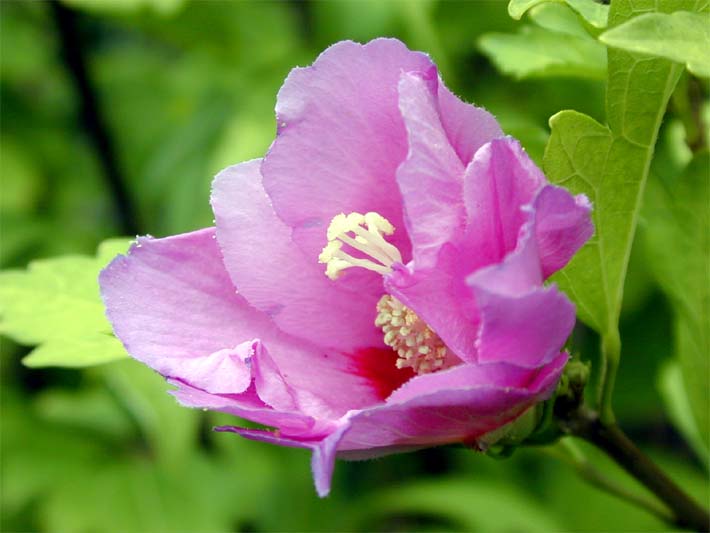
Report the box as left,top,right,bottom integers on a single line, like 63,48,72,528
508,0,609,28
600,11,710,78
478,25,606,80
0,238,131,367
543,0,698,337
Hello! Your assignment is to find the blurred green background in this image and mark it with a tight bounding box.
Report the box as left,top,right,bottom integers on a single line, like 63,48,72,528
1,1,707,531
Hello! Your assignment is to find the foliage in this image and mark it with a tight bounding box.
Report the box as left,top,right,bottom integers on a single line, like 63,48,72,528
479,3,606,80
644,152,710,453
0,239,130,367
600,11,710,78
1,0,708,531
508,0,609,28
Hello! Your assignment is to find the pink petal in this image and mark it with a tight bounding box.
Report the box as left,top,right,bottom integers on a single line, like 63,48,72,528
216,352,566,496
171,379,316,434
437,83,503,166
99,228,386,419
387,355,564,403
385,244,478,363
472,285,575,368
396,71,466,268
251,339,298,411
339,352,566,453
462,137,546,271
212,159,382,352
99,228,276,381
176,342,253,395
534,185,594,278
466,211,543,297
216,423,351,497
466,198,577,368
261,38,434,271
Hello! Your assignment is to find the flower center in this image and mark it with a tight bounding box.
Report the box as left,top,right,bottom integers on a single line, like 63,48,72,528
318,212,403,280
375,295,448,375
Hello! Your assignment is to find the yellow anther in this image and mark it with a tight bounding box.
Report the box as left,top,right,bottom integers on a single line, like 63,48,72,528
319,211,402,280
375,295,449,375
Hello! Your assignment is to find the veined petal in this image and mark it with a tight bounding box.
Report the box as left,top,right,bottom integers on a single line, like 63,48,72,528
216,352,565,496
99,228,387,420
216,423,351,497
396,71,466,268
534,185,594,278
338,352,566,452
463,137,546,271
261,38,434,274
472,284,575,368
437,83,503,166
171,379,316,434
212,159,382,352
99,228,276,382
467,208,575,368
385,244,478,363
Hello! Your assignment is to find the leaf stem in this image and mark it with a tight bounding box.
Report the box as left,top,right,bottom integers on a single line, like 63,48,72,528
597,328,620,424
561,406,710,531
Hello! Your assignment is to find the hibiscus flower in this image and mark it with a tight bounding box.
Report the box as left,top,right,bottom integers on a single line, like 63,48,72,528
100,38,593,496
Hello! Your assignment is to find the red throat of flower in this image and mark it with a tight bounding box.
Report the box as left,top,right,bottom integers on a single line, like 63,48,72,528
350,347,416,400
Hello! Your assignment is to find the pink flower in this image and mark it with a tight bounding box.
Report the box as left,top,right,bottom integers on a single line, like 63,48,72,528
100,38,592,496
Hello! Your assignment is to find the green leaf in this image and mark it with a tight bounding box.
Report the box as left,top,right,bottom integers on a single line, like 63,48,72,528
543,0,701,421
508,0,609,28
527,2,592,38
543,112,614,333
543,0,694,337
22,333,127,368
600,11,710,78
478,25,606,80
645,152,710,455
0,238,131,367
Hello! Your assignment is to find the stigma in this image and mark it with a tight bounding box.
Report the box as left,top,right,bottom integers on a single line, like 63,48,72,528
375,295,448,375
318,212,402,280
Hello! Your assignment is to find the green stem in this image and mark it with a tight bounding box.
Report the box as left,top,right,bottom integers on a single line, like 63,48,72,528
562,407,710,531
546,439,673,523
598,329,620,424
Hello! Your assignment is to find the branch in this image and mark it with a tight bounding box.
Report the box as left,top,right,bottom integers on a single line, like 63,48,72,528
544,439,673,524
50,0,140,236
560,406,709,531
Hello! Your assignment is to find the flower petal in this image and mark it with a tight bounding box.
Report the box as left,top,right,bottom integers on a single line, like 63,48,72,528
261,38,434,269
396,71,466,268
339,352,566,452
437,83,503,166
466,191,579,368
212,159,382,352
99,228,387,419
99,228,276,382
172,379,316,434
466,210,543,297
462,137,546,271
216,423,351,497
215,352,566,497
534,185,594,278
176,342,253,395
472,285,575,367
385,244,478,362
